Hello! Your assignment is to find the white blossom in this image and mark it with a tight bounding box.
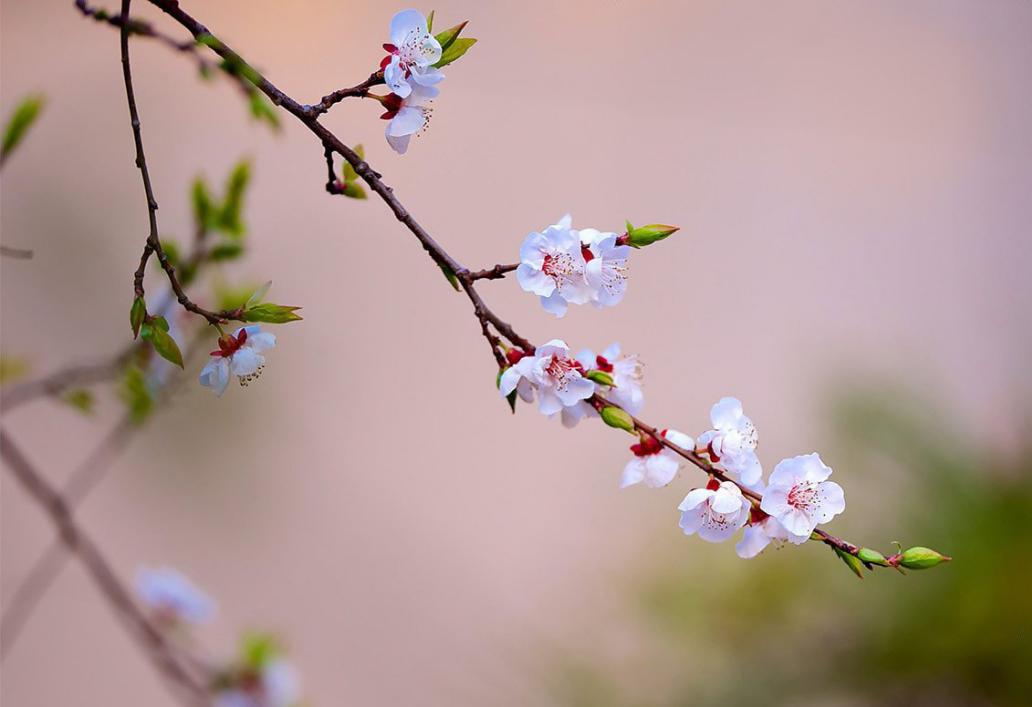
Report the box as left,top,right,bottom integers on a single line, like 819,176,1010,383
382,81,438,154
735,511,792,558
199,325,277,397
621,429,693,489
696,396,763,488
576,342,644,415
515,215,592,317
678,480,750,543
579,228,630,308
760,453,845,543
135,567,215,625
498,339,595,417
214,660,300,707
381,9,444,99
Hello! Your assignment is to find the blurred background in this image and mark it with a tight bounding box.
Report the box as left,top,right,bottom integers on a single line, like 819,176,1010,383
2,1,1030,705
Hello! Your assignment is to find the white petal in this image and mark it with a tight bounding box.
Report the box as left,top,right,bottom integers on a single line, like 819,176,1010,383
387,106,426,137
390,9,427,45
516,263,555,296
229,348,263,376
710,483,744,514
814,481,846,522
678,505,705,535
759,486,792,518
736,525,773,559
620,458,645,488
384,60,412,98
677,488,714,512
199,357,230,396
662,429,695,451
540,290,569,317
385,129,411,154
643,453,679,487
498,366,522,396
779,507,816,539
537,389,563,416
710,396,744,429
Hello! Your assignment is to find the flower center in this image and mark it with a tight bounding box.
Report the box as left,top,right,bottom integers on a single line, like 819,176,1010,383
544,354,583,390
787,481,819,512
211,329,247,358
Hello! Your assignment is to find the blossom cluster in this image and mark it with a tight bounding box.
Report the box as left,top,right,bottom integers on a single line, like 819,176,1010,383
499,339,847,559
135,567,302,707
380,10,443,154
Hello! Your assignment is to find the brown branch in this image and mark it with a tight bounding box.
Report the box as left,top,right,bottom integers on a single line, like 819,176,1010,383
0,245,34,259
0,427,212,703
75,0,873,570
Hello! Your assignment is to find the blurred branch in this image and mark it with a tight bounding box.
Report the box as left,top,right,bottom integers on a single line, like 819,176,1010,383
0,427,212,703
0,245,34,259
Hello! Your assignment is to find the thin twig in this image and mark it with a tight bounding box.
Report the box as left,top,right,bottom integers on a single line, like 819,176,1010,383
303,72,384,118
463,263,518,282
0,245,34,259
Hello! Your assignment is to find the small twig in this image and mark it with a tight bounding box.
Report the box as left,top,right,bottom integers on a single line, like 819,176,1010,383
463,263,518,282
0,245,34,259
303,72,384,118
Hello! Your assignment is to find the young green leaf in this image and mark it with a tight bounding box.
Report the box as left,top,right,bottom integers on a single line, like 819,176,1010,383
158,239,181,270
242,303,303,324
426,9,435,32
0,356,31,386
248,90,281,132
438,262,461,291
341,144,364,182
209,242,245,261
62,388,95,415
342,182,367,199
218,160,252,237
434,37,476,68
130,296,147,338
1,95,45,164
141,321,184,368
192,177,215,230
834,547,866,579
434,21,468,52
119,365,154,424
245,280,272,309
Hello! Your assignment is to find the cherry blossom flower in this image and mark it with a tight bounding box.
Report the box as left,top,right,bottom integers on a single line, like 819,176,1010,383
381,9,444,99
678,479,750,543
381,81,438,154
214,660,300,707
696,397,763,488
576,342,644,414
621,429,694,488
135,567,215,625
759,453,845,543
498,339,595,417
199,325,277,397
579,228,631,308
515,215,592,317
735,507,793,558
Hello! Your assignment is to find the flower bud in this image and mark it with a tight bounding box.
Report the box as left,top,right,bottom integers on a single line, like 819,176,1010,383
624,222,679,248
898,546,952,570
857,547,890,567
600,406,635,432
585,370,615,387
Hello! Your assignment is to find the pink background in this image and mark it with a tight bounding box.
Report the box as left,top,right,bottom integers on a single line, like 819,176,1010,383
2,1,1030,704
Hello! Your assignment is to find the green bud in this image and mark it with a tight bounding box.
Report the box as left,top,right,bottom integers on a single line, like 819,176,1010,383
600,406,635,432
834,547,865,579
857,547,890,567
130,296,147,339
898,546,952,570
625,223,679,248
585,370,615,387
242,303,303,324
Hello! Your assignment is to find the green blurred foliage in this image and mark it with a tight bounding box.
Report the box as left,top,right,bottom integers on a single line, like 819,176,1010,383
549,385,1032,707
1,94,44,164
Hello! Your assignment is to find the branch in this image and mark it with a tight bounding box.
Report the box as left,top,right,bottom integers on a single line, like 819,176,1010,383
464,263,518,282
304,72,385,118
0,427,212,703
0,245,34,259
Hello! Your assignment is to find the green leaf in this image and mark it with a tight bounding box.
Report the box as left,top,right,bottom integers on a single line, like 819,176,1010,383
342,182,367,199
242,303,303,324
438,262,460,291
857,547,890,567
0,356,31,386
61,388,94,415
119,365,154,424
248,90,281,132
209,242,245,261
130,296,147,338
1,95,45,163
192,177,215,230
834,547,866,579
245,280,272,309
434,21,468,52
426,9,434,32
214,282,259,311
434,37,476,68
141,320,184,368
341,144,364,183
240,632,281,670
218,160,252,237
